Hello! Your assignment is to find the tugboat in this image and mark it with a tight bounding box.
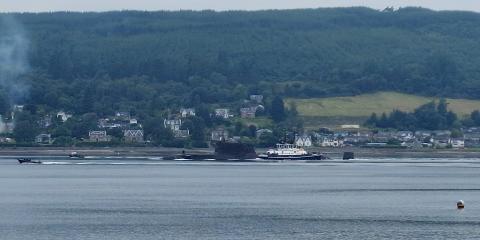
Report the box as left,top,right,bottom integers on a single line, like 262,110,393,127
258,144,327,160
17,158,42,164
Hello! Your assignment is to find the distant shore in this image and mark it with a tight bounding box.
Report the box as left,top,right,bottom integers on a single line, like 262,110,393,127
1,146,480,159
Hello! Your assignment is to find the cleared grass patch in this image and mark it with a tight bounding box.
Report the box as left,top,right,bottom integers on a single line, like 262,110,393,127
286,92,480,118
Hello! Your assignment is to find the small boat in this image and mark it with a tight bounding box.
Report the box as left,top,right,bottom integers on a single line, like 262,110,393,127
69,152,85,158
457,200,465,209
258,144,327,160
18,158,42,164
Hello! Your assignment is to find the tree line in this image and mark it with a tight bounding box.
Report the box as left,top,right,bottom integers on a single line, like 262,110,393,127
364,99,480,131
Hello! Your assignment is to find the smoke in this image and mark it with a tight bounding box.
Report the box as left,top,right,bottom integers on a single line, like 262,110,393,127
0,15,30,104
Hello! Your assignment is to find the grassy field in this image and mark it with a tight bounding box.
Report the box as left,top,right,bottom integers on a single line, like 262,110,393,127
286,92,480,118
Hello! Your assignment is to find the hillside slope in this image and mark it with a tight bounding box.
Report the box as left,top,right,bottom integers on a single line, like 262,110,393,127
287,92,480,118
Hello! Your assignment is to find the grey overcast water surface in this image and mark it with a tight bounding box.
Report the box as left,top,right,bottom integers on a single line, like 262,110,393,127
1,157,480,240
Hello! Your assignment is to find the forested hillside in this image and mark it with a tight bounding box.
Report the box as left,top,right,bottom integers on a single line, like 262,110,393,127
0,8,480,113
3,7,480,115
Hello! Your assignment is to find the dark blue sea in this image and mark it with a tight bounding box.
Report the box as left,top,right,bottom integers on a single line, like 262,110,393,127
1,156,480,239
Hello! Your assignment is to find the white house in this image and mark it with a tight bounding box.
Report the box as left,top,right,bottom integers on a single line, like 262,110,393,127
256,129,273,138
180,108,196,118
249,95,264,103
211,128,229,142
164,119,182,131
35,134,53,144
341,124,360,129
57,111,73,122
240,107,257,118
319,137,344,147
215,108,231,119
89,131,111,142
124,130,144,142
115,112,131,120
295,135,312,147
451,139,465,149
129,118,138,125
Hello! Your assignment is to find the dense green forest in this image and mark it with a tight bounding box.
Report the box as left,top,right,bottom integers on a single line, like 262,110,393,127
2,7,480,113
2,7,480,145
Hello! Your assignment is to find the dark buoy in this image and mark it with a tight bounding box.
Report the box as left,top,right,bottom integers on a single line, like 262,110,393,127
343,152,354,160
457,200,465,209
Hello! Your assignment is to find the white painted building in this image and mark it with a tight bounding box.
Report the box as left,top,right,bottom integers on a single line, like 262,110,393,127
319,137,344,147
180,108,196,118
295,135,312,147
57,111,73,122
451,139,465,149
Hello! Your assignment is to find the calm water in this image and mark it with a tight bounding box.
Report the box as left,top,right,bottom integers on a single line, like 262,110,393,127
1,157,480,239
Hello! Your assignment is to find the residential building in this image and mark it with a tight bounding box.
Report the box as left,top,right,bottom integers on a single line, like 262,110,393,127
415,130,434,138
432,135,451,148
451,139,465,149
38,115,53,129
240,107,257,118
57,111,73,122
341,124,360,129
115,112,131,120
373,131,396,143
174,130,190,138
124,130,144,142
164,119,182,131
256,129,273,138
89,131,111,142
249,95,264,103
295,135,312,147
98,118,129,129
343,135,370,145
401,140,423,149
13,105,24,112
180,108,196,118
0,137,14,143
211,128,229,142
215,108,231,119
35,134,52,144
318,137,344,147
129,118,138,125
464,131,480,148
395,131,415,142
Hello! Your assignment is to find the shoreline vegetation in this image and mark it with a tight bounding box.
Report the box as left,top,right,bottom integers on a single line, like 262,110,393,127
3,146,480,159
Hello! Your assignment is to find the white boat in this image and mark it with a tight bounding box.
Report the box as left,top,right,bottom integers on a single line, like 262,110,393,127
258,144,327,160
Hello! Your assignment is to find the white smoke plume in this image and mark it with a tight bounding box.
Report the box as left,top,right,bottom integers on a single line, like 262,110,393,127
0,15,30,104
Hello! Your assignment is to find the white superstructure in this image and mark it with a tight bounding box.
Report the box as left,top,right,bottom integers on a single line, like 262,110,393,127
266,144,308,156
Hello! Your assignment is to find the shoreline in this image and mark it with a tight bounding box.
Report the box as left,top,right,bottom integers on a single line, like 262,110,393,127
1,146,480,159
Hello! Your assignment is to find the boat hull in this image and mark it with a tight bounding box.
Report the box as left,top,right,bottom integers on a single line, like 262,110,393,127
18,158,42,164
258,154,327,161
